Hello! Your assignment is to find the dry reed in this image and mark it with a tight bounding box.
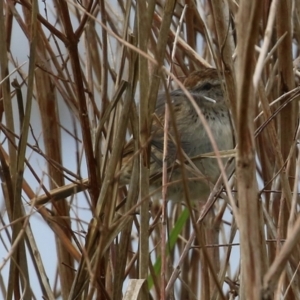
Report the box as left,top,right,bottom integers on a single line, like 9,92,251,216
0,1,299,299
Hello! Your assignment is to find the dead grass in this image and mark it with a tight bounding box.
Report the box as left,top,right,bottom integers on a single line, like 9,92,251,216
0,1,300,299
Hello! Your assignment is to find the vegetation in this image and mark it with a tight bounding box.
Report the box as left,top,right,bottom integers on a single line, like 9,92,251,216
0,1,299,299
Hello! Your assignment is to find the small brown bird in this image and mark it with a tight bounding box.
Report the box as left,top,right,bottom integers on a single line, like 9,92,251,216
120,68,234,203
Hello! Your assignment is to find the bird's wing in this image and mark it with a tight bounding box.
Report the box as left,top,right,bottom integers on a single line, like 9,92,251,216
150,91,194,167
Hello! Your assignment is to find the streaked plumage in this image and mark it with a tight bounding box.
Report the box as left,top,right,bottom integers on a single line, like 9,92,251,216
120,68,234,202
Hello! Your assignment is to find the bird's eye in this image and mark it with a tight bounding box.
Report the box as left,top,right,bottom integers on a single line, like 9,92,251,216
201,83,213,90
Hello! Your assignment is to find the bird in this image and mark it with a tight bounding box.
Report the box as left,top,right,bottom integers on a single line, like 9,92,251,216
119,68,234,203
